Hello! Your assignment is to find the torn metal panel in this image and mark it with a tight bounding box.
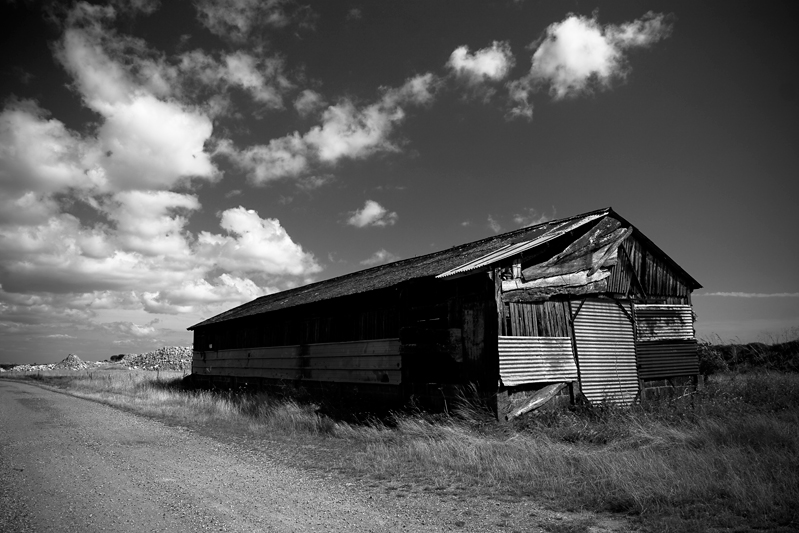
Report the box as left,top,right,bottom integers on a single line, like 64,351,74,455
501,280,610,302
502,270,611,292
499,336,578,386
545,217,623,264
505,383,567,420
436,212,605,279
521,226,632,281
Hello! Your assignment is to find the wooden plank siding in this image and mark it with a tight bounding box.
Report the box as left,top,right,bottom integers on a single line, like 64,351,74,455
193,339,402,385
503,301,571,337
606,236,691,299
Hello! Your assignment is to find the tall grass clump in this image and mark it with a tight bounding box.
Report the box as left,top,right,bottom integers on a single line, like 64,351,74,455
352,372,799,531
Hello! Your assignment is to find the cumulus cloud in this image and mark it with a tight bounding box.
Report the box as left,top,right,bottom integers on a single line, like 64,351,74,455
219,73,437,182
0,2,332,353
0,203,321,322
513,207,553,227
197,206,322,276
361,249,400,266
195,0,315,42
294,89,326,116
487,215,502,233
447,41,514,83
178,50,292,110
216,135,310,185
347,200,398,228
52,11,219,191
507,12,672,119
100,319,160,338
0,100,101,199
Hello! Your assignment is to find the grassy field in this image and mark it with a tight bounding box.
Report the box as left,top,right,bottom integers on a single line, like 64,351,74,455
3,367,797,532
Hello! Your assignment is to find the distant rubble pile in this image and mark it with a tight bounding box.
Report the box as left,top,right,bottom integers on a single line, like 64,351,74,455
2,362,56,373
115,346,193,371
1,347,193,373
53,354,89,371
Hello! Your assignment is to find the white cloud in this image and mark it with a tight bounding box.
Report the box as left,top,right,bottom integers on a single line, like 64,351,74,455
100,319,160,338
52,15,219,191
447,41,514,83
216,134,310,185
361,249,400,266
0,101,102,200
195,0,314,42
294,89,326,116
0,2,332,352
220,73,437,182
513,207,553,227
179,50,292,110
305,100,402,162
506,12,671,119
0,201,321,320
487,215,502,233
305,73,437,162
102,190,200,257
196,207,322,277
347,200,398,228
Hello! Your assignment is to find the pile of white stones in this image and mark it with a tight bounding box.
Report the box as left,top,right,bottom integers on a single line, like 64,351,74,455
3,362,56,372
116,346,193,371
2,347,193,373
53,353,90,371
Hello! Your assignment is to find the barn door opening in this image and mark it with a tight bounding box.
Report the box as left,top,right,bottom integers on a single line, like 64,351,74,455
572,299,639,405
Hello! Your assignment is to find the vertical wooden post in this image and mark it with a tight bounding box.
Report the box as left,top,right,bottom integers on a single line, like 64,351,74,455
567,300,583,406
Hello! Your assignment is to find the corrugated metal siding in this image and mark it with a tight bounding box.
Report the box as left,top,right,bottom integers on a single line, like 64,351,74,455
498,336,577,386
634,304,698,379
635,304,694,341
573,299,639,405
636,340,699,379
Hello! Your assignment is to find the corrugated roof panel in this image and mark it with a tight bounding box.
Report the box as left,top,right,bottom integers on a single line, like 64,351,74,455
436,212,606,279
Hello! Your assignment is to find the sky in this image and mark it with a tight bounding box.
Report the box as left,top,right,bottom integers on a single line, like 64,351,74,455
1,0,797,364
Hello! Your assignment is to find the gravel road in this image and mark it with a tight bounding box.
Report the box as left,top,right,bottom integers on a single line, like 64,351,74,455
0,380,628,533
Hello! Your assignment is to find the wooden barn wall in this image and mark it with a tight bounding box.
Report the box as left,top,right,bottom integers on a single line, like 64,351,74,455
501,301,570,337
192,339,402,385
193,273,497,389
606,236,691,301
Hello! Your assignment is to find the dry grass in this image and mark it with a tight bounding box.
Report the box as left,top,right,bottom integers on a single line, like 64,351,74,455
4,368,798,532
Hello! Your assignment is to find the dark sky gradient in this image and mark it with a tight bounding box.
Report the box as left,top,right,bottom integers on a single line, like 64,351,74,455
1,0,797,363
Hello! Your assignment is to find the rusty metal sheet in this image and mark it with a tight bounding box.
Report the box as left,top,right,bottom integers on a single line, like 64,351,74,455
635,304,694,341
572,299,639,405
436,213,605,279
499,336,577,386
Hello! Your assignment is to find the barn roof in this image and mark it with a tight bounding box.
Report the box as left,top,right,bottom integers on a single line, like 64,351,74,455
188,207,700,329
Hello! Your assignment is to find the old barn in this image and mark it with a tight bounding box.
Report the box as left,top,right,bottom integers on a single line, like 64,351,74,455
188,207,702,416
